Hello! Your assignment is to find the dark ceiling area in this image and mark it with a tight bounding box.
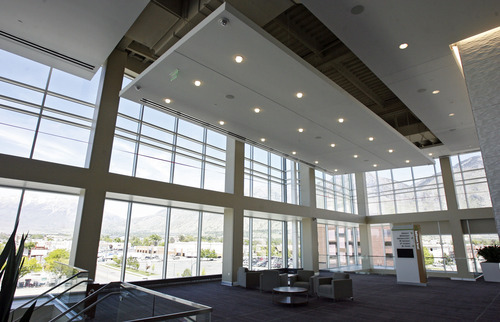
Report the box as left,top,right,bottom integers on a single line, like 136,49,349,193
121,0,442,150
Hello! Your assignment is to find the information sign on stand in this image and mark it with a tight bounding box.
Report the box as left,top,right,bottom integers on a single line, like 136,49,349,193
392,225,427,286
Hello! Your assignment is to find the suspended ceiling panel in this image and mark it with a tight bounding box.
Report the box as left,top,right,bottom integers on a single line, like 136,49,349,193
302,0,500,155
0,0,148,79
121,3,432,174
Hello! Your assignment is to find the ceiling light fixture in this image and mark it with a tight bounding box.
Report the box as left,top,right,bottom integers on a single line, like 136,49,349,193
449,113,455,117
330,143,336,148
334,169,338,172
428,153,433,156
219,120,225,125
338,118,344,123
399,43,409,49
234,55,244,63
368,137,374,141
373,164,378,167
296,92,304,98
314,161,319,164
388,149,394,153
292,151,297,155
432,90,440,94
254,107,261,113
298,128,304,133
405,160,410,163
194,80,202,87
353,155,358,158
260,138,266,142
164,98,171,104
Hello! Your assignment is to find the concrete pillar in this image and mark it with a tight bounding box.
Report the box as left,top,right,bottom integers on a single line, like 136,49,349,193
222,138,245,285
299,164,316,208
301,217,319,272
70,50,126,279
440,157,470,278
458,27,500,239
222,206,244,285
358,224,372,271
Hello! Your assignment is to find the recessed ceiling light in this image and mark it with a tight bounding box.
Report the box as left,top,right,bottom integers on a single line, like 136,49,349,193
314,161,319,164
292,151,297,155
449,113,455,117
338,118,344,123
298,128,304,133
194,80,202,87
296,92,304,98
405,160,410,163
353,155,358,158
368,137,374,141
373,164,378,167
334,169,338,172
219,120,225,125
432,90,440,94
164,98,171,104
234,55,244,63
399,43,409,49
260,138,266,142
330,143,336,148
254,107,261,113
428,153,433,156
388,149,394,153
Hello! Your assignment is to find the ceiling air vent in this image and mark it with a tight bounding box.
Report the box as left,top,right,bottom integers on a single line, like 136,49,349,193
0,30,95,71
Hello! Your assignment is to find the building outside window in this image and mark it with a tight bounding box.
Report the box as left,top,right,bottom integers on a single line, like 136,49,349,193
365,161,447,215
451,151,492,209
244,144,300,204
370,224,394,269
318,223,361,270
315,170,357,214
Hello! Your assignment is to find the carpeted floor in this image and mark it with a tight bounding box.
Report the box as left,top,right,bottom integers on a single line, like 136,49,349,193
151,274,500,321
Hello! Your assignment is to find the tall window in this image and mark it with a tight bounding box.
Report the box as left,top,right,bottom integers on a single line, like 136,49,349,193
370,224,393,269
318,223,361,270
0,184,80,295
451,151,492,209
366,161,447,215
243,217,301,270
96,198,224,283
0,49,100,167
315,170,357,214
109,95,226,192
244,144,300,204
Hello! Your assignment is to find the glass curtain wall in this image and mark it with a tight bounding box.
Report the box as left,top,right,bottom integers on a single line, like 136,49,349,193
463,233,500,274
421,234,456,272
96,199,223,283
243,217,301,270
110,94,226,192
0,185,79,295
369,224,394,269
315,170,357,214
317,223,361,270
0,49,100,167
451,151,492,209
365,161,447,215
244,144,300,204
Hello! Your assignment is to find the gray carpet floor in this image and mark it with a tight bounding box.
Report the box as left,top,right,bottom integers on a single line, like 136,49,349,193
151,274,500,321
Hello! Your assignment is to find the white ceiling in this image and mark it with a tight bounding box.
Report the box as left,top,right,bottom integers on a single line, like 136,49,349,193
0,0,148,79
302,0,500,158
121,2,433,174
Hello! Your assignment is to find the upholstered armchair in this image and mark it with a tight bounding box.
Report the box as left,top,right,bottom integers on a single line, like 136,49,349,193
289,270,315,294
259,270,288,292
237,267,260,289
315,273,353,301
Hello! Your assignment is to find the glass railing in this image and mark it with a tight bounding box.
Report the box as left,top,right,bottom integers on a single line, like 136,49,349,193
11,263,90,322
50,281,212,321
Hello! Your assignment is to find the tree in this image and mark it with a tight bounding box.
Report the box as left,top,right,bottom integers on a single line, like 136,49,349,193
101,235,113,242
200,248,217,259
127,257,139,270
423,247,434,266
148,234,162,245
181,268,191,277
20,257,42,277
44,248,70,273
130,236,143,247
112,255,122,266
169,237,175,243
113,237,122,242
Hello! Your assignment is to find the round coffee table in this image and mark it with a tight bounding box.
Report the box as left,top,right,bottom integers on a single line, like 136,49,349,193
272,286,309,306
